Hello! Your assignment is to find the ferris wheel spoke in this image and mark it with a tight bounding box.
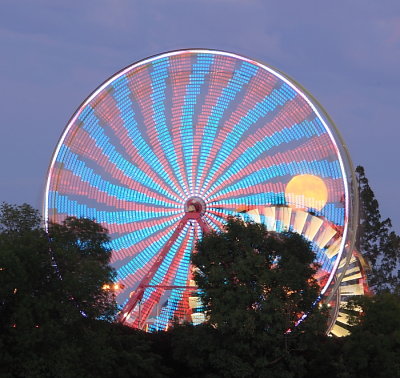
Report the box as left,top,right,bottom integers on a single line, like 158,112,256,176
196,66,277,193
210,192,345,228
158,235,199,329
209,183,285,205
174,53,215,193
115,218,185,283
94,76,185,198
53,148,181,210
115,246,173,288
150,287,187,332
104,211,182,243
209,182,339,211
206,131,334,199
207,141,343,200
48,192,182,237
207,159,342,207
54,170,182,218
118,81,187,200
211,192,286,209
319,204,345,227
199,82,297,196
169,57,195,195
125,63,189,197
204,216,225,232
68,107,183,203
195,61,260,193
190,56,237,193
149,60,191,196
129,224,194,327
201,96,314,195
205,211,231,230
147,223,192,288
56,152,181,209
64,126,141,192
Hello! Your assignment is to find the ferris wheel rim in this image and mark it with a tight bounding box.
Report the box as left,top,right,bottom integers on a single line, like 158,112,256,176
43,49,355,329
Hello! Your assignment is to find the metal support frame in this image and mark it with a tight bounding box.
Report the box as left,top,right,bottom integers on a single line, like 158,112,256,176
118,211,210,326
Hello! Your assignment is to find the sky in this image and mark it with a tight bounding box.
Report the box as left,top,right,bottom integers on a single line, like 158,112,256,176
0,0,399,232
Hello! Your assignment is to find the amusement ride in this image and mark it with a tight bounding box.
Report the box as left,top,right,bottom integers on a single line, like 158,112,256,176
44,50,368,335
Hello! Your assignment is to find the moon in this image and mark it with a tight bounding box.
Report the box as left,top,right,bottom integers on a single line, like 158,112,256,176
285,174,328,211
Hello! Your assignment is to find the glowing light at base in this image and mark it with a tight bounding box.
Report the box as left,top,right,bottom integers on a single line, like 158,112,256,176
44,49,356,331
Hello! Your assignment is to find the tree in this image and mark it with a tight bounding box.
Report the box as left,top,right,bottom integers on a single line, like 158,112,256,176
340,293,400,377
0,203,117,330
178,216,328,377
48,217,117,321
0,203,56,330
193,217,322,335
356,166,400,292
0,203,130,377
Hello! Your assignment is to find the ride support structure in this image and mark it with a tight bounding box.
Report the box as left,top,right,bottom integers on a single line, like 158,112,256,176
118,198,211,328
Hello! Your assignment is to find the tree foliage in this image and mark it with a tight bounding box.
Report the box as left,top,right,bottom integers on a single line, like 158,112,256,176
356,166,400,292
48,217,117,321
341,293,400,377
2,201,399,377
182,216,328,377
0,203,56,330
0,203,117,330
0,203,159,377
193,217,322,334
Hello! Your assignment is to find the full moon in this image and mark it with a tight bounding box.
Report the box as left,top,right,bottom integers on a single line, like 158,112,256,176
285,174,328,211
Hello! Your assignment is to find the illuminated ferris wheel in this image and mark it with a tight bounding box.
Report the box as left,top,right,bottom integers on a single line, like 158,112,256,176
44,49,359,332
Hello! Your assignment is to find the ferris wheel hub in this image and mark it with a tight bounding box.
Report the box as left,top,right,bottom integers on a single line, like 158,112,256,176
184,196,206,215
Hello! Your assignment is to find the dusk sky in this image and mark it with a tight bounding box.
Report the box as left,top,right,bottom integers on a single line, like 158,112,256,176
1,0,399,231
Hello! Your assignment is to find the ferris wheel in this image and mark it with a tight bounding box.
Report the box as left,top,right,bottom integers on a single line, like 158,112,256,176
44,49,358,331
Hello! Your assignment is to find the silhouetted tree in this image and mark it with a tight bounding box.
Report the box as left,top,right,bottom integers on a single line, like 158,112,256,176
340,292,400,377
168,217,328,377
0,203,167,378
48,216,117,321
356,166,400,292
0,203,117,330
